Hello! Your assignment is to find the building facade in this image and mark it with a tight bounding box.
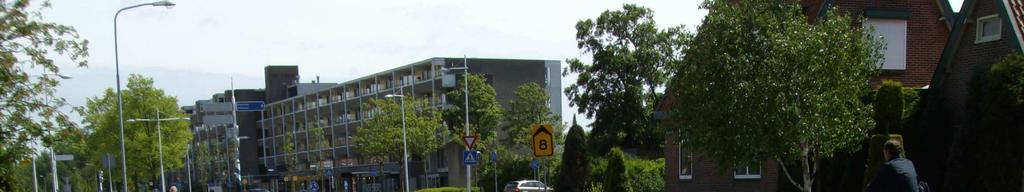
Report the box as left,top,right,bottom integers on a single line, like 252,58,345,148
924,0,1024,188
249,58,559,191
184,89,266,192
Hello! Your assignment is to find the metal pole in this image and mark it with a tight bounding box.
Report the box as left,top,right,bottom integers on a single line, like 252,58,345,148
187,145,193,192
32,154,39,192
230,77,239,192
157,111,167,192
109,166,114,192
114,7,130,192
50,147,58,192
398,90,410,192
493,155,496,192
463,55,471,192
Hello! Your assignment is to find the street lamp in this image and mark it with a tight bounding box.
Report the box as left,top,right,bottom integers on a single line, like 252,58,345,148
126,111,188,192
114,1,175,191
442,56,471,192
384,93,410,192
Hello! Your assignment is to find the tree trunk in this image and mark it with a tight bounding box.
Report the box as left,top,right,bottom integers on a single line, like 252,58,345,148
802,148,813,192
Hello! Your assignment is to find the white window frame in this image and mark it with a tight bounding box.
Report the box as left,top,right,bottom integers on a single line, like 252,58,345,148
678,142,693,180
976,15,1002,43
733,164,762,180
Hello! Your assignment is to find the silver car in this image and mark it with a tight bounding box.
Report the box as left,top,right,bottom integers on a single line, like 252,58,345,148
503,180,552,192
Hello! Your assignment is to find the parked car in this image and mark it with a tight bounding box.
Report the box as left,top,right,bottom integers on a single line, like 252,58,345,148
503,180,552,192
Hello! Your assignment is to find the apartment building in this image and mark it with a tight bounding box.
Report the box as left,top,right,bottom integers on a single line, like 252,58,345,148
254,58,560,191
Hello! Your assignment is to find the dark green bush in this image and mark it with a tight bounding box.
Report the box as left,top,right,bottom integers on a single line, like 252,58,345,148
556,119,589,192
416,186,481,192
874,80,905,134
602,148,626,192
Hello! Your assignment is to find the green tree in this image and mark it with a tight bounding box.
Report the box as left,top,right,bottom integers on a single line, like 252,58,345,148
944,53,1024,191
602,148,626,192
0,0,89,189
353,97,444,190
669,0,881,191
564,4,688,156
445,74,503,145
874,80,905,134
78,74,192,191
556,117,588,192
504,83,559,147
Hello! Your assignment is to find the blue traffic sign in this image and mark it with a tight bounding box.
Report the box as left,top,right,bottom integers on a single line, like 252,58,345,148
491,151,498,162
309,181,319,192
530,159,539,170
325,169,333,176
370,167,378,177
463,150,479,165
236,101,265,111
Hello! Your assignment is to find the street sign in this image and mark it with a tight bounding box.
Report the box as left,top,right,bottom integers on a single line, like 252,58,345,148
325,169,333,176
463,134,478,149
236,101,265,111
463,150,479,165
309,181,319,192
102,154,114,169
531,124,554,157
490,151,498,162
530,159,539,170
55,154,74,161
370,167,378,177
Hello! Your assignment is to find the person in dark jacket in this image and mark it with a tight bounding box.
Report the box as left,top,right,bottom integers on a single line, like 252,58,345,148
866,139,920,192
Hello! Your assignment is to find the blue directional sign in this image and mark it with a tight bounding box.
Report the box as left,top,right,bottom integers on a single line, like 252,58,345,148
463,150,479,165
325,169,333,176
309,181,319,192
236,101,265,111
530,159,539,170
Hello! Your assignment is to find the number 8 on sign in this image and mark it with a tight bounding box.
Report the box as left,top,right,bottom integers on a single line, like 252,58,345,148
532,124,554,157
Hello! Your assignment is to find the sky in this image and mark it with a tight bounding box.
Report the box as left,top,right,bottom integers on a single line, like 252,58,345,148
41,0,966,128
41,0,708,128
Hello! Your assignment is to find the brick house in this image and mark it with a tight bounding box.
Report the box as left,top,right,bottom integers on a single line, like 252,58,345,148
663,0,955,191
923,0,1024,188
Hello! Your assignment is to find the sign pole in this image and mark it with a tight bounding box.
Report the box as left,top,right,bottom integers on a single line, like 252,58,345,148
463,55,471,192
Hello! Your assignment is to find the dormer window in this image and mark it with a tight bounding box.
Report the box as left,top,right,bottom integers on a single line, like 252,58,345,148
976,15,1002,43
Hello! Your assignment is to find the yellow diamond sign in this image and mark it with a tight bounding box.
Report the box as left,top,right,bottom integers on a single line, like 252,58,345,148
532,124,554,157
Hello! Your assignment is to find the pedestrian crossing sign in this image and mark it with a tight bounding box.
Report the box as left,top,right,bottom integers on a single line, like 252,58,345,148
463,150,479,165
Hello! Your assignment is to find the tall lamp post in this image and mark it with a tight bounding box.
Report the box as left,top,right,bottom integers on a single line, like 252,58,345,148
114,1,175,191
126,112,189,192
443,56,471,192
384,91,409,192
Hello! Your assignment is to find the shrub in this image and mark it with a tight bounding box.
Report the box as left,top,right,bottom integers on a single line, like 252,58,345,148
874,80,905,134
556,118,589,192
416,186,481,192
602,148,626,192
624,158,665,192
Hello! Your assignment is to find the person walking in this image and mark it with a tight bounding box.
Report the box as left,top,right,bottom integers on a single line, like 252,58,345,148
866,139,920,192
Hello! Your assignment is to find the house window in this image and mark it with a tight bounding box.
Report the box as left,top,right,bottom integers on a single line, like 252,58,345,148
865,18,908,70
734,164,762,180
976,15,1002,43
678,142,693,180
